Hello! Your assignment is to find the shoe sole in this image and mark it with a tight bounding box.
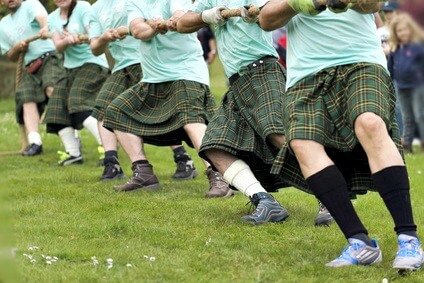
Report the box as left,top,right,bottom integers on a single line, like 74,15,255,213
205,189,237,198
114,183,161,192
100,174,126,182
59,159,84,166
314,215,334,226
172,169,199,181
243,212,290,226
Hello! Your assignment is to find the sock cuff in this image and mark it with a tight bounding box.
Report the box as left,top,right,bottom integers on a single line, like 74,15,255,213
223,159,250,185
172,146,186,155
306,165,346,196
58,126,75,137
373,166,409,196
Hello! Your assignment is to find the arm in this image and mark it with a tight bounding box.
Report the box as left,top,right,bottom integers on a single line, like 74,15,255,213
177,11,207,34
207,37,217,64
6,41,28,62
130,18,158,41
259,0,298,31
90,30,115,56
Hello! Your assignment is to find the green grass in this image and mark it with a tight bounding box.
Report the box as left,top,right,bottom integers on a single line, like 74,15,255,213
0,59,423,282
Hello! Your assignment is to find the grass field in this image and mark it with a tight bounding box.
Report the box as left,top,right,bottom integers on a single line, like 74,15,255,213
0,59,423,283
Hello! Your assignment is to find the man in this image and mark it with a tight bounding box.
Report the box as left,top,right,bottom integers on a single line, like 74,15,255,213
259,0,423,270
177,0,333,225
0,0,63,156
103,0,232,197
89,0,198,182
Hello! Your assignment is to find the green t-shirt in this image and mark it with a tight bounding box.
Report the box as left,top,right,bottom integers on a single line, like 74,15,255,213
48,0,109,69
0,0,56,65
127,0,209,85
193,0,278,78
89,0,141,73
286,10,387,88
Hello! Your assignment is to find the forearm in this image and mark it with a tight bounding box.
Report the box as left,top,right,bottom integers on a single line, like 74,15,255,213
130,18,157,41
7,45,22,62
177,11,207,33
90,36,109,56
259,0,297,31
52,33,68,53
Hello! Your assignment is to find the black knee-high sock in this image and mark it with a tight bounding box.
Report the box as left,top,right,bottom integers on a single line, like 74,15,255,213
373,166,417,237
307,165,369,240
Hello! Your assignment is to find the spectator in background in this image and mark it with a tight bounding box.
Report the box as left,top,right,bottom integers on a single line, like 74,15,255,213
379,1,400,56
272,27,287,68
378,1,403,136
197,25,217,65
388,12,424,153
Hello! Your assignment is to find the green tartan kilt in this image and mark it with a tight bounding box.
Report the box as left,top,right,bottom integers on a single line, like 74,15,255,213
44,63,110,128
272,62,402,195
199,60,292,192
15,52,64,124
103,79,216,147
92,64,142,121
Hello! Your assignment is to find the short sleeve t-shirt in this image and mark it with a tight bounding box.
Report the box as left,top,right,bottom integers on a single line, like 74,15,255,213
0,0,56,65
127,0,209,85
89,0,141,73
48,0,108,69
193,0,278,78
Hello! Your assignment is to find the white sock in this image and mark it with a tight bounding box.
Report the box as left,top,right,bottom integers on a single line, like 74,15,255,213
58,127,80,157
223,159,266,197
83,116,102,145
28,131,42,146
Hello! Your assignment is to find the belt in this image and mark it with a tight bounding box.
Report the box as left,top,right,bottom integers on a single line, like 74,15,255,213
26,51,53,67
228,56,277,85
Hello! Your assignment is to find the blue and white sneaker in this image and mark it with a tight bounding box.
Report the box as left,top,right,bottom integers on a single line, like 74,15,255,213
326,238,382,267
393,234,423,271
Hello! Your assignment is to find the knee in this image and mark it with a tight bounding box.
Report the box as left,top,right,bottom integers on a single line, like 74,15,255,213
354,112,386,139
45,86,53,98
289,139,309,158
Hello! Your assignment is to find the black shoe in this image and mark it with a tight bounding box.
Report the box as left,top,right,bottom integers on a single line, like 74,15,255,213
172,153,198,181
100,162,125,182
22,143,43,156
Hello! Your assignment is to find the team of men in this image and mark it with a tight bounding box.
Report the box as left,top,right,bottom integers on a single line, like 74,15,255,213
0,0,422,271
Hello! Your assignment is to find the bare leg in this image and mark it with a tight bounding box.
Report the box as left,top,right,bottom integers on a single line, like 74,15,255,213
98,120,118,152
354,112,404,173
183,123,210,168
23,102,40,134
114,130,147,162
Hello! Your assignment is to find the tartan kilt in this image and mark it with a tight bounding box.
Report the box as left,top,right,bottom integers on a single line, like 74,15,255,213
272,62,401,195
44,63,110,128
199,60,293,192
15,52,64,124
92,64,142,121
103,79,216,147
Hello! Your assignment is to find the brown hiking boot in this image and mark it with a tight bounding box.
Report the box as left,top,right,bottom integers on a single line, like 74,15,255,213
114,163,160,192
205,167,235,198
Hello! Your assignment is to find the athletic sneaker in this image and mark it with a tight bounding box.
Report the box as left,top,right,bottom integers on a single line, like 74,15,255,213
172,153,198,181
22,143,43,156
57,151,83,166
97,146,105,166
325,238,382,267
393,234,423,271
314,200,334,226
100,162,125,182
241,192,289,225
205,167,235,198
